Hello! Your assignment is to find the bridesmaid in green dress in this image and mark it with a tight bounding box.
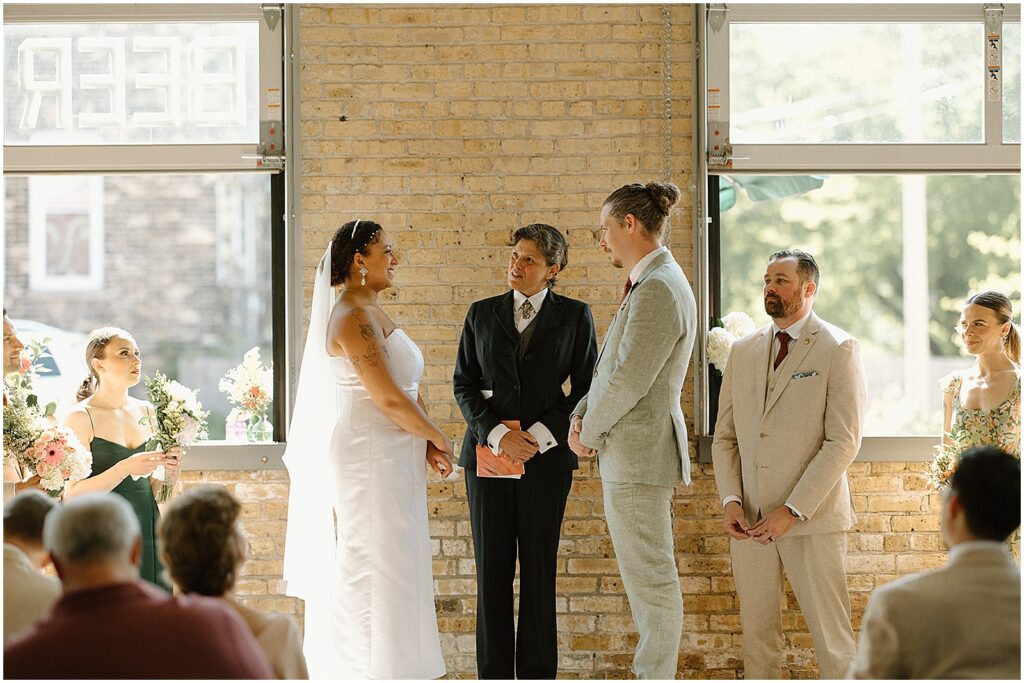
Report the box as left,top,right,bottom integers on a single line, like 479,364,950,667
62,327,182,590
941,291,1021,557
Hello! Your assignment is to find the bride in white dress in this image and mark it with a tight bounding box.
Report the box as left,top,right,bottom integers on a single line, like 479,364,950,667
282,220,453,679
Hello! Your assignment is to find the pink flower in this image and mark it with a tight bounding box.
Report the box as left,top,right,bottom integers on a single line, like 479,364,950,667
44,443,64,465
18,356,30,374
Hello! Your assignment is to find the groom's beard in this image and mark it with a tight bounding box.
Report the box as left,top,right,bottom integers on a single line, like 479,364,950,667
764,292,800,319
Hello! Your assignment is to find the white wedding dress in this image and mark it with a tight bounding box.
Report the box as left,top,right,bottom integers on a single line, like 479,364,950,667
326,329,446,679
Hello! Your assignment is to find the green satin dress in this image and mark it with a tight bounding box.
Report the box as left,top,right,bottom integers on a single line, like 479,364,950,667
88,435,170,591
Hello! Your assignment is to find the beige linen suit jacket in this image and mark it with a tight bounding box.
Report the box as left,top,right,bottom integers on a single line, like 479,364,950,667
712,312,866,532
848,543,1021,679
574,250,697,486
3,544,61,644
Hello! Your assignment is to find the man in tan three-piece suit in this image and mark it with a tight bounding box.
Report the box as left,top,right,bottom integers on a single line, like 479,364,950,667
712,249,867,679
848,446,1021,680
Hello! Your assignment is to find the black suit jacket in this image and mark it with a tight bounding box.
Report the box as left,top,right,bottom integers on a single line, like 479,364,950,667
453,289,597,472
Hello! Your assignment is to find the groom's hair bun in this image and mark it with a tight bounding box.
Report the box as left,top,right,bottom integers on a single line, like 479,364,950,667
330,220,383,286
603,181,681,239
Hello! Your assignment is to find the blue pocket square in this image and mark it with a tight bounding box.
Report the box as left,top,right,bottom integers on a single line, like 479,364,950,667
792,370,818,379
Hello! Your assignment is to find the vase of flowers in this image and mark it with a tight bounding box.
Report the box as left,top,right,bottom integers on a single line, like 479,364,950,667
219,347,273,444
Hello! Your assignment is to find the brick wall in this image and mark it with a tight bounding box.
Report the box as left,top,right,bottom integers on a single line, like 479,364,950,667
196,4,947,679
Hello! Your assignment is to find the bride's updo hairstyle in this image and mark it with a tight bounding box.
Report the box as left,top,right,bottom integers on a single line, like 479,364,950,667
603,182,681,239
330,219,383,286
77,326,136,402
964,290,1021,363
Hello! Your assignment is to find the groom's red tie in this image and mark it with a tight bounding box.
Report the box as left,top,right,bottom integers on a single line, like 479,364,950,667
774,331,791,370
620,278,632,305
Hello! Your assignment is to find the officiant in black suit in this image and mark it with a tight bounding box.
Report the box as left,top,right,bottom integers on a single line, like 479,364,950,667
454,224,597,679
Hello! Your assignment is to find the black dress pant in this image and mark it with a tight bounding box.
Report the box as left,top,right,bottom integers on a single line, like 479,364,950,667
465,466,573,679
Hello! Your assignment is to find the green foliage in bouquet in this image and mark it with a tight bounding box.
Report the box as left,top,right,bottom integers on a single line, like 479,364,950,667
927,426,971,491
141,371,209,503
4,338,57,418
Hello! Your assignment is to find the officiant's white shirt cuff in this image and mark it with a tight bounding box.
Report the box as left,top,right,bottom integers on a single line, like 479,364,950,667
527,422,557,453
486,423,511,454
723,495,742,508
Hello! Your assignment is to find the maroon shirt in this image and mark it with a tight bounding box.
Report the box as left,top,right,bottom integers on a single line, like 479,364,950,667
4,581,274,679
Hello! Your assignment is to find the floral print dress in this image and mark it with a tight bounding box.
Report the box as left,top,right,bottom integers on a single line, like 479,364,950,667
941,371,1021,560
941,371,1021,458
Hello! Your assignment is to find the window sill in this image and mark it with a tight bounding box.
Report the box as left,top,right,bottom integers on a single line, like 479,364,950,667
181,441,286,471
696,435,939,464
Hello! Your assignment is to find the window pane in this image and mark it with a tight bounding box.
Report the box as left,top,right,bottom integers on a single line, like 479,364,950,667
4,22,259,145
4,174,273,440
1004,23,1020,144
719,175,1021,436
730,23,984,143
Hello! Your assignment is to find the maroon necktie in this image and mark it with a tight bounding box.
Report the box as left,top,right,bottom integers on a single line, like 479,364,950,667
774,331,791,370
620,278,632,305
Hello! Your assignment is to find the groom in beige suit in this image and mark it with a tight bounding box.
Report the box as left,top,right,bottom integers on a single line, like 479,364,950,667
712,249,866,679
848,446,1021,679
569,182,697,679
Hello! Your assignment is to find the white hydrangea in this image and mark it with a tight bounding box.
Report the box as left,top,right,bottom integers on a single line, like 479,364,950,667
165,381,202,414
707,327,736,368
722,311,756,339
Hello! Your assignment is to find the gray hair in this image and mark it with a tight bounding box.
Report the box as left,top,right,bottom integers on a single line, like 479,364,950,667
44,493,140,564
4,489,58,544
509,223,569,288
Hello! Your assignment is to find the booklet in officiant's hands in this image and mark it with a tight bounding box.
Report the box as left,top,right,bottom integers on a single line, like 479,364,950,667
476,420,526,479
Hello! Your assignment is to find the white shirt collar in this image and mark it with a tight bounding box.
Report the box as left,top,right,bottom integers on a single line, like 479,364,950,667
513,287,549,312
948,539,1007,563
771,308,813,340
628,246,669,286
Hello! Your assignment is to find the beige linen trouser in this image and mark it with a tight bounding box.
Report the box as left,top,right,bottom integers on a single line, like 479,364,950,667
730,531,856,679
603,481,683,680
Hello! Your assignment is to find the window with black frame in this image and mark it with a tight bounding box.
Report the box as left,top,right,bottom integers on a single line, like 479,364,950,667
2,5,286,448
701,4,1021,447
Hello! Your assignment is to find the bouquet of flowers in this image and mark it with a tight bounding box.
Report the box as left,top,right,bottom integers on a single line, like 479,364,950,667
23,424,92,495
3,405,91,496
219,347,273,442
926,426,971,490
143,371,209,502
3,395,45,459
707,311,756,370
4,338,56,418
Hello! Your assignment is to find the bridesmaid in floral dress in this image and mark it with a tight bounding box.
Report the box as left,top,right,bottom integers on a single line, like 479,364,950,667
940,291,1021,557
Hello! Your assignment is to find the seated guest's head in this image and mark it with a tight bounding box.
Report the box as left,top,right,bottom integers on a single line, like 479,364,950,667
158,485,245,596
4,490,57,569
43,493,141,590
943,446,1021,547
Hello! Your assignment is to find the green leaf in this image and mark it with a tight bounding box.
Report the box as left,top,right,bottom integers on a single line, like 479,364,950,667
43,402,56,417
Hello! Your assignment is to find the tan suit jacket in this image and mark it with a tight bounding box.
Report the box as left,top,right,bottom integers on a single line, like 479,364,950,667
3,544,61,644
848,543,1021,679
712,312,866,533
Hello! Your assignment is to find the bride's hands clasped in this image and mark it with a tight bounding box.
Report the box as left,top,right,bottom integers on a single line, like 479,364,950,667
426,436,454,478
